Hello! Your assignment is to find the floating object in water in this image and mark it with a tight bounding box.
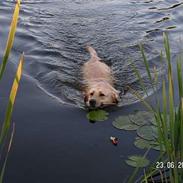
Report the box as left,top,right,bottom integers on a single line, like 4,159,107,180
110,136,118,146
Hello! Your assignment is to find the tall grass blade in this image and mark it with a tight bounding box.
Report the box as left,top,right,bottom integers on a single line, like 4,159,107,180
139,44,152,82
0,54,24,145
0,123,15,183
162,80,168,140
129,87,153,112
181,98,183,161
163,32,171,71
163,33,180,182
0,0,21,80
177,57,183,98
131,63,149,97
168,63,175,144
139,44,160,106
153,66,158,88
160,51,163,63
143,169,148,183
176,58,182,157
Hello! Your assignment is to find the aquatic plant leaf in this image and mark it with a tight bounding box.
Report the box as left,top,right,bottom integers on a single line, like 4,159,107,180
0,0,21,80
0,54,24,145
113,116,139,130
125,155,150,168
150,141,166,151
129,111,155,126
134,136,164,151
87,110,108,121
137,125,157,141
134,137,152,149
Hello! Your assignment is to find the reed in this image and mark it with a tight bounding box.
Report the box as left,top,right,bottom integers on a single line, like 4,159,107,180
130,33,183,182
0,0,21,80
0,0,23,182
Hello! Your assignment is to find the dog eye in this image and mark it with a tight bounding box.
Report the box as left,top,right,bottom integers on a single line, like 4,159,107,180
99,93,105,97
90,92,94,96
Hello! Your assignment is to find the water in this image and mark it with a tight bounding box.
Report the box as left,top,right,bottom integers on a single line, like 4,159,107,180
1,0,183,108
0,1,183,182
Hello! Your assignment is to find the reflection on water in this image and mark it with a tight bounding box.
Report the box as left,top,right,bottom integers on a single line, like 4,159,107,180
0,0,183,108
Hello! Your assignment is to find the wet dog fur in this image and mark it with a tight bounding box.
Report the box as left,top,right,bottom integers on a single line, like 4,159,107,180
82,46,120,108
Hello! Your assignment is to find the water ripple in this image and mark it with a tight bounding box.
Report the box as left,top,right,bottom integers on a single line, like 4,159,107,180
0,0,183,108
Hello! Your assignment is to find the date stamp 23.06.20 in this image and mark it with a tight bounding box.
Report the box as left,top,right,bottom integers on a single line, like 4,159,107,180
156,161,183,169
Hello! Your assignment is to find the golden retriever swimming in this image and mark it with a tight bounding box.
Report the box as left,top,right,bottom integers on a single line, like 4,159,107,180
82,46,120,108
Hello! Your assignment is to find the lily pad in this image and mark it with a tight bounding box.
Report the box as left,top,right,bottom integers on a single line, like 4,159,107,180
129,111,155,126
134,137,152,149
137,125,157,141
134,136,165,151
151,117,158,126
87,110,109,121
125,155,150,168
113,116,139,130
150,141,166,151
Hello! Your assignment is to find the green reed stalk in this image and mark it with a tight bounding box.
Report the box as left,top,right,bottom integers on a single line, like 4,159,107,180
0,54,24,145
0,0,21,80
131,63,149,97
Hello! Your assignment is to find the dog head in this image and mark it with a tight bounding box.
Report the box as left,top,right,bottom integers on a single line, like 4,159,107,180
84,83,120,108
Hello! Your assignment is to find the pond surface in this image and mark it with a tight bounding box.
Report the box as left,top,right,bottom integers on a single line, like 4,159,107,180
0,0,183,183
1,0,183,108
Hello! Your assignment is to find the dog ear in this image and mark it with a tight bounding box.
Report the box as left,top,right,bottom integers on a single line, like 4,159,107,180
112,92,120,104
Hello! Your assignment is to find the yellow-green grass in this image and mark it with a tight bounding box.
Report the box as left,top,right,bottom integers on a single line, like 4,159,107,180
0,54,24,183
0,0,21,80
0,1,23,182
0,54,24,145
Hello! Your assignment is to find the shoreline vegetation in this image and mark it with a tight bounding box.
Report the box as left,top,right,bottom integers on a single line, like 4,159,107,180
0,0,23,182
122,33,183,183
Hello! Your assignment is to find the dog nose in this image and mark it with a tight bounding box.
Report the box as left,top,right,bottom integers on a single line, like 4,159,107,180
89,99,96,107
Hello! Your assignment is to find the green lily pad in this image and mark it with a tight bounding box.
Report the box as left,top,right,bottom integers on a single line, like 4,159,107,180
113,116,139,130
137,125,157,141
150,141,166,151
87,110,109,121
151,117,158,126
134,137,152,149
129,111,155,126
125,155,150,168
134,136,165,151
113,111,163,151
